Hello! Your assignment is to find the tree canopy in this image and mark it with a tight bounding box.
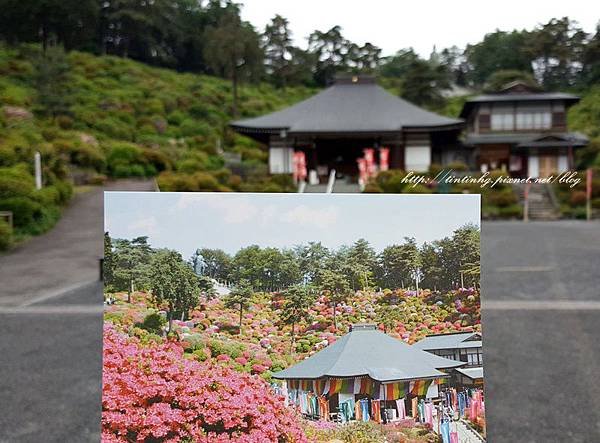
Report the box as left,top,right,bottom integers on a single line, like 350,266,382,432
2,1,597,110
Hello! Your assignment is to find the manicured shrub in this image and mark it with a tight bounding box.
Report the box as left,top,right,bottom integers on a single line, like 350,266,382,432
498,204,522,218
374,170,406,193
177,158,206,174
488,189,518,207
94,118,133,140
0,197,42,227
0,220,13,250
446,161,468,171
129,164,146,177
63,143,107,171
54,181,73,204
363,182,383,193
157,172,198,191
193,172,220,191
31,186,61,206
142,148,171,172
0,165,35,199
179,118,212,137
136,312,166,334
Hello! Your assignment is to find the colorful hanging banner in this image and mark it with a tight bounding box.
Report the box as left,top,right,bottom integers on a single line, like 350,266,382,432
354,377,374,395
299,379,312,391
313,379,328,396
288,379,299,390
410,379,433,396
327,378,354,395
382,382,408,400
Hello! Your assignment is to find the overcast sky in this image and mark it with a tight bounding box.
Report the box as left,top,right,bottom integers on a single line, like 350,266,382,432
240,0,598,57
105,193,480,258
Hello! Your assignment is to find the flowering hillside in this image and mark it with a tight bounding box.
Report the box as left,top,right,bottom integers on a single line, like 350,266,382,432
102,325,307,442
105,287,481,381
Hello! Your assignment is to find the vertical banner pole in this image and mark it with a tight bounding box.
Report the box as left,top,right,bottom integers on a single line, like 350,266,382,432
34,151,42,190
587,168,593,221
523,183,530,222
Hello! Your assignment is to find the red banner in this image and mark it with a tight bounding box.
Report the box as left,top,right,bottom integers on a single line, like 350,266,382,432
379,147,389,171
357,158,367,184
587,168,593,199
293,151,307,182
363,148,377,177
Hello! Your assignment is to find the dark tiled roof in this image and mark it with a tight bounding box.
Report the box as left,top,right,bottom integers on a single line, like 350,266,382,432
231,79,463,135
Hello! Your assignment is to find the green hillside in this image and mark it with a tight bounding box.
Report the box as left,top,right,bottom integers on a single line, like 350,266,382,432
0,44,315,246
1,43,599,248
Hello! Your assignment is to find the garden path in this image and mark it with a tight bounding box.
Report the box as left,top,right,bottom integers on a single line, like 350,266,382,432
0,179,156,308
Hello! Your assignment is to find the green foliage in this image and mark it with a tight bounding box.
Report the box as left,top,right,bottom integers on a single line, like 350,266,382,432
464,30,532,86
136,312,167,335
0,219,13,250
280,284,317,348
484,69,540,92
33,46,73,117
231,246,300,291
223,279,254,334
149,249,200,332
0,196,41,226
379,238,422,290
569,87,600,140
308,421,387,443
205,338,246,360
111,236,154,299
379,48,450,109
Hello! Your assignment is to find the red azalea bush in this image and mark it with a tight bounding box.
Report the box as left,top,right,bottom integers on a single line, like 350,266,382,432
102,325,307,442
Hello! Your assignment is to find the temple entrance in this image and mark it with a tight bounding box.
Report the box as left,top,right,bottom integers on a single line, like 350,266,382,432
539,155,558,177
311,138,377,182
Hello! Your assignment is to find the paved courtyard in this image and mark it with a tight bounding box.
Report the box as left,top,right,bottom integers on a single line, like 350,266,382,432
0,185,599,441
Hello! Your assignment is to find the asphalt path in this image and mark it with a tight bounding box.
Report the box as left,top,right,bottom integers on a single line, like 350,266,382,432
0,186,599,442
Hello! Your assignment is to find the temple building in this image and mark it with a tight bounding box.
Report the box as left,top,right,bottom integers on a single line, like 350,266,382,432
413,331,484,387
272,324,464,421
230,75,465,182
459,81,588,177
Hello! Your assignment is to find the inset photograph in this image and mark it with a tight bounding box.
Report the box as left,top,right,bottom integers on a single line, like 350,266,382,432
103,193,483,442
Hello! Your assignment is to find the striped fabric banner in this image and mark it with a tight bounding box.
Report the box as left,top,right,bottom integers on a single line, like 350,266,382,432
382,382,408,400
328,378,354,395
313,379,328,396
288,380,299,390
354,377,374,395
300,379,312,391
410,379,433,396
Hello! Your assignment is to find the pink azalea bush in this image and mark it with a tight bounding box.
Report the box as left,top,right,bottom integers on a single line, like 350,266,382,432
102,325,307,442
